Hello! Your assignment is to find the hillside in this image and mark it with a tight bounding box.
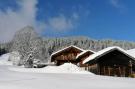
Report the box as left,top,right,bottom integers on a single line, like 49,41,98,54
1,26,135,64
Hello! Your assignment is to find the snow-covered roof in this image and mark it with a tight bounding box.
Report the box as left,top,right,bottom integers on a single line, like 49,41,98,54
83,46,135,64
76,50,95,59
50,45,84,58
127,49,135,58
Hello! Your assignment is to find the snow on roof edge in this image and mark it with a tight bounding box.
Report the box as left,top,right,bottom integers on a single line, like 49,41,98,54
126,49,135,58
50,45,84,58
83,46,135,64
76,50,95,59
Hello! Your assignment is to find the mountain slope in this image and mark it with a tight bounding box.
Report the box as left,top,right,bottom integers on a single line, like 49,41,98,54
1,26,135,63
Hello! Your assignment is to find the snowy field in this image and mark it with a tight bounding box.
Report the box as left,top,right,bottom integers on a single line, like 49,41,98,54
1,65,135,89
0,53,135,89
9,63,91,74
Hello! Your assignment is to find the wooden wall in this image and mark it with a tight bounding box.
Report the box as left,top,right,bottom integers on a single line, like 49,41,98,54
84,50,134,77
52,48,82,66
99,65,131,77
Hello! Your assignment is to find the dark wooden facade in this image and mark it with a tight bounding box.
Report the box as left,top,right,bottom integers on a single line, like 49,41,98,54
85,49,135,77
51,46,83,66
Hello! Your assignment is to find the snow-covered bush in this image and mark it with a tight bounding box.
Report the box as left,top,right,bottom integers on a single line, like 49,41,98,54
9,51,21,66
24,54,34,68
33,59,40,64
0,53,12,65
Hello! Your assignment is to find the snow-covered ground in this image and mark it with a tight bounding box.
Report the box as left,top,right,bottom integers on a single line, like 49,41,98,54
0,65,135,89
9,63,91,74
0,53,12,65
0,53,135,89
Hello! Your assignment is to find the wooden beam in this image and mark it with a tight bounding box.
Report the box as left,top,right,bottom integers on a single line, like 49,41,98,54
129,60,132,75
119,67,121,77
103,66,106,75
108,67,111,76
97,64,100,75
123,67,125,77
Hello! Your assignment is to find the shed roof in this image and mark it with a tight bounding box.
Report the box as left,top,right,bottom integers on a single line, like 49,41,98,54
83,46,135,64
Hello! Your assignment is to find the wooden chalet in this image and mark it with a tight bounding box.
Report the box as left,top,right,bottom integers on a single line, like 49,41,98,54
76,50,95,68
50,45,84,66
83,46,135,77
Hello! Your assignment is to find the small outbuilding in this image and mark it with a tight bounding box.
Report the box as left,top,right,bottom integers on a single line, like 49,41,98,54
51,45,84,66
76,50,95,68
83,46,135,77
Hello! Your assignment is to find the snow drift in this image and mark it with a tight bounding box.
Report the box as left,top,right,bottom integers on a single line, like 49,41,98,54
9,51,21,66
1,65,135,89
0,53,12,65
9,63,93,74
0,52,21,66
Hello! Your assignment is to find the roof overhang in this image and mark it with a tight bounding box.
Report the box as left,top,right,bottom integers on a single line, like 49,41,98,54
76,50,95,59
83,46,135,64
50,45,84,61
